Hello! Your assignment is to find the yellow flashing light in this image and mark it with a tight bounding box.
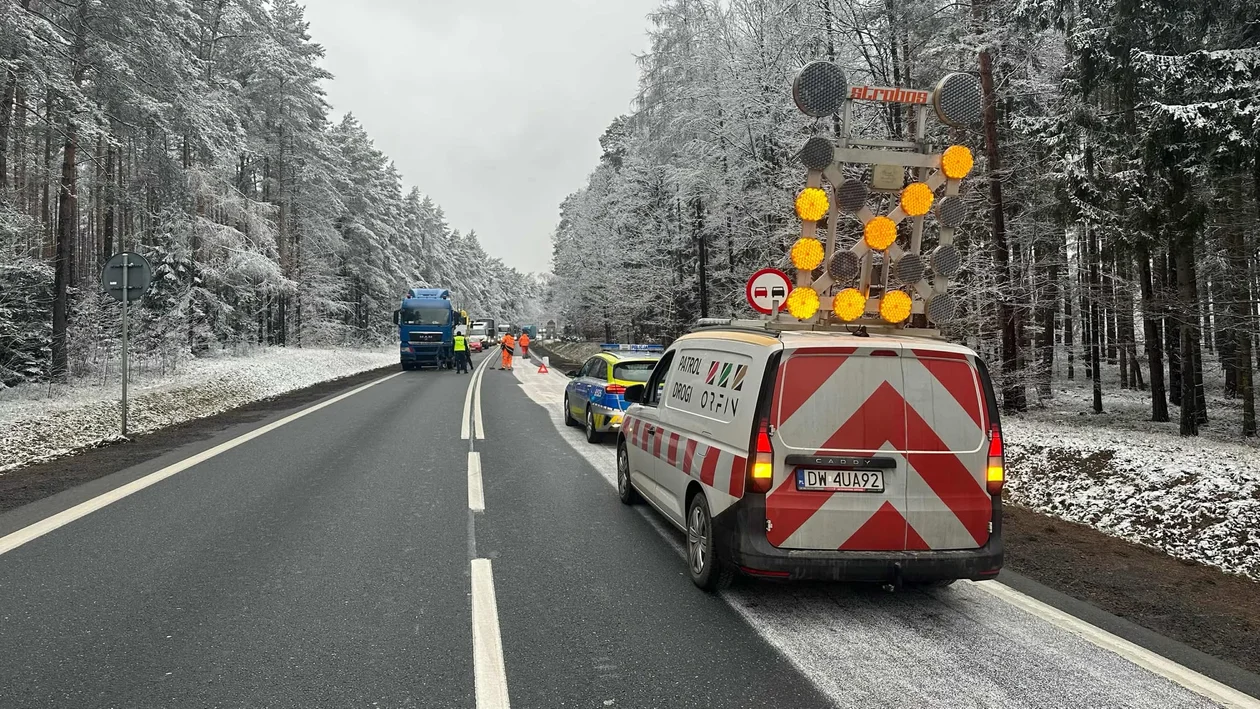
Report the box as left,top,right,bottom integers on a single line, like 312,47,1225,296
790,237,825,270
900,182,934,217
941,145,974,180
794,187,830,222
832,288,866,322
785,286,820,320
752,461,773,481
879,289,912,323
863,216,897,251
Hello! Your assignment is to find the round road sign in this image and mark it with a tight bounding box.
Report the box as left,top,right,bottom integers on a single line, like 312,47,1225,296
101,252,153,303
745,268,793,315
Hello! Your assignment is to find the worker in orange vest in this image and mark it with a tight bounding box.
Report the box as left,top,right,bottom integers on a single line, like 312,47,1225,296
519,331,531,360
500,332,515,370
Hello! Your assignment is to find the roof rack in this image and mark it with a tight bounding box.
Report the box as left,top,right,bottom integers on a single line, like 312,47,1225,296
689,317,941,339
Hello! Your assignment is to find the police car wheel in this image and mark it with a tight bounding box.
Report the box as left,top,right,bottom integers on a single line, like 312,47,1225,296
617,441,640,504
585,408,603,443
687,494,733,592
563,396,577,427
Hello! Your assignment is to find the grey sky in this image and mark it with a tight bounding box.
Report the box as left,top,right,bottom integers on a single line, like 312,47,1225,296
300,0,658,275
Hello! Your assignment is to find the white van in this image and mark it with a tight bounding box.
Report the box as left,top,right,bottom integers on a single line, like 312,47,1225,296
618,324,1004,591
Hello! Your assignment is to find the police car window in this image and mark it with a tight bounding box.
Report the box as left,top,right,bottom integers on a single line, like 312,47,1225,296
597,360,610,381
613,361,655,383
643,352,674,406
580,358,600,378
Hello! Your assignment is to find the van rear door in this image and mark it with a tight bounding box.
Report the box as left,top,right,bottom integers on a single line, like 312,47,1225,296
900,348,993,550
766,344,910,551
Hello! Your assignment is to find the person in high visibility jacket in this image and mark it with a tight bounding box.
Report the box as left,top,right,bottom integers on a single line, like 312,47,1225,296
519,331,530,359
500,333,515,370
453,332,469,373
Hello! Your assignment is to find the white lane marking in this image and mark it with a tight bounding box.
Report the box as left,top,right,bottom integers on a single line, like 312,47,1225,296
975,581,1260,708
468,451,485,512
461,362,476,440
463,349,495,440
510,365,1250,708
473,349,492,440
0,373,403,557
471,558,511,709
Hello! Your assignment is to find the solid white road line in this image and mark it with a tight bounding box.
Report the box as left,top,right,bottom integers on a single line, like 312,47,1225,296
473,348,492,440
461,363,476,440
468,451,485,512
974,580,1260,708
0,372,403,558
471,558,511,709
464,348,494,441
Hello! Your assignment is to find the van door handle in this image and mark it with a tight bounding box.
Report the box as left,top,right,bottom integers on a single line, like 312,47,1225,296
646,425,657,436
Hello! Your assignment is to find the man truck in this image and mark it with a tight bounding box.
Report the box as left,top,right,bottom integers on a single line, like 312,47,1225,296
393,288,460,370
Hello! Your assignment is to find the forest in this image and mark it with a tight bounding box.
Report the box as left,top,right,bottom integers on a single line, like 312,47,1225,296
0,0,541,389
548,0,1260,436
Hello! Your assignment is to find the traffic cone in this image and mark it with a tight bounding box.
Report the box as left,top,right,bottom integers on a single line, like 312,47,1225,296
537,356,550,374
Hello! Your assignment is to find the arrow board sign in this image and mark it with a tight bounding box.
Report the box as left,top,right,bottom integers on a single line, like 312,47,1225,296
745,268,793,315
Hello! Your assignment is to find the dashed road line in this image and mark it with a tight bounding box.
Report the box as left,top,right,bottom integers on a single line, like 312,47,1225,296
468,451,485,512
471,558,511,708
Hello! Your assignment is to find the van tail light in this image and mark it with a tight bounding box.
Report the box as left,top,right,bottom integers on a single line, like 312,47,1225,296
750,421,774,494
605,384,626,394
986,424,1005,495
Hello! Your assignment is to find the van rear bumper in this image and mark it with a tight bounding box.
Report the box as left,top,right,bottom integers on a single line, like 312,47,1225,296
715,496,1003,583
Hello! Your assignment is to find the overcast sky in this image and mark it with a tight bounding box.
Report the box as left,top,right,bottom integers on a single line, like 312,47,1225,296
299,0,658,275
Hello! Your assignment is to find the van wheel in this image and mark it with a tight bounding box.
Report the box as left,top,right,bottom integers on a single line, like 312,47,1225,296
585,407,603,444
617,441,640,505
687,494,733,592
563,396,577,427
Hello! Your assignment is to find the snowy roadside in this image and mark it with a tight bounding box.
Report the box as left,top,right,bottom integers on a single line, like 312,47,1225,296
0,347,395,473
1005,386,1260,582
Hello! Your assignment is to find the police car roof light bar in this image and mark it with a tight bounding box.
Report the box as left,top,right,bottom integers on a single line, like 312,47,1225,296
599,343,664,352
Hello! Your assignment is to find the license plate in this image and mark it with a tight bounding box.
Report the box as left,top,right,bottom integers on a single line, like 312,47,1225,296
795,468,885,493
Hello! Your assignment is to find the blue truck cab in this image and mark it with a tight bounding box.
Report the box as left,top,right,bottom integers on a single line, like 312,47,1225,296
393,288,457,370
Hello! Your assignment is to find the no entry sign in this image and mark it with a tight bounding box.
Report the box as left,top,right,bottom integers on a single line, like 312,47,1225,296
745,268,793,314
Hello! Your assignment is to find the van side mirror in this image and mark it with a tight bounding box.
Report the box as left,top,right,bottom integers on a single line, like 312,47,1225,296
566,370,579,378
624,384,644,404
392,309,400,325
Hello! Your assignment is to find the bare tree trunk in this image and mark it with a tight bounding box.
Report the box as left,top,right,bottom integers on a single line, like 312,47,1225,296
1165,250,1182,407
1064,235,1075,380
1174,218,1199,435
1038,247,1057,398
51,0,90,381
1137,241,1168,421
975,16,1024,411
1088,225,1103,413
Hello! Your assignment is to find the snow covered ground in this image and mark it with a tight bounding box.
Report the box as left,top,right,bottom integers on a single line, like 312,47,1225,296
0,347,395,473
1005,372,1260,581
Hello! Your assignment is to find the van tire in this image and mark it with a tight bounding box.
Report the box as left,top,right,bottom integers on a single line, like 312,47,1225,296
686,494,733,592
617,441,640,505
563,396,577,427
585,407,603,444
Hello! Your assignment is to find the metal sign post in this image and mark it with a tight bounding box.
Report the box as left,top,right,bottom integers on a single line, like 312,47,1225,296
101,252,153,437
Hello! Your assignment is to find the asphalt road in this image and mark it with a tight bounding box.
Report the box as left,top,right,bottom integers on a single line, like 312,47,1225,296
0,349,1258,708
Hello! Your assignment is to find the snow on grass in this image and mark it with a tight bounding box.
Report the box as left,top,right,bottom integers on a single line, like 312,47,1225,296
0,346,395,473
1006,371,1260,581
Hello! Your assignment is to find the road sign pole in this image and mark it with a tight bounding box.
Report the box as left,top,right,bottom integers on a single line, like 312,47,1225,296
121,255,129,437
